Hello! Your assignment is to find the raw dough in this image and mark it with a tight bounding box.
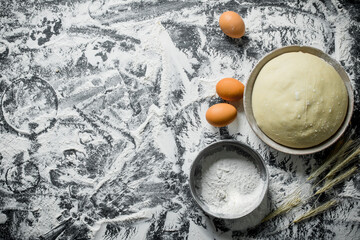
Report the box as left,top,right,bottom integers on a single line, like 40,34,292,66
252,52,348,148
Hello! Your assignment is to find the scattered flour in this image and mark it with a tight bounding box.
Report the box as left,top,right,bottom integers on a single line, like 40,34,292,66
0,0,358,239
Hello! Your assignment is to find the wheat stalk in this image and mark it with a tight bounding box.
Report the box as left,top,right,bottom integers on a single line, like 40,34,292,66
261,191,302,223
315,166,358,195
293,200,337,223
307,140,353,181
262,137,358,224
325,148,360,179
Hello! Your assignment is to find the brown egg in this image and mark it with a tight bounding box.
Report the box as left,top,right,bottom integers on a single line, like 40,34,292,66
216,78,245,101
206,103,237,127
219,11,245,38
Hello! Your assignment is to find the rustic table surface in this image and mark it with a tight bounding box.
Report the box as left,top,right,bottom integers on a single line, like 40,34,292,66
0,0,359,239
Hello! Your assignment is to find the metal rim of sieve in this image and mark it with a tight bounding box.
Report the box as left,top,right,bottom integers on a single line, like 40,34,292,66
189,140,269,220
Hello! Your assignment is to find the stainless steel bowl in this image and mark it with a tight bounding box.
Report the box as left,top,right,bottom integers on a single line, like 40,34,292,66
244,46,354,155
189,140,269,219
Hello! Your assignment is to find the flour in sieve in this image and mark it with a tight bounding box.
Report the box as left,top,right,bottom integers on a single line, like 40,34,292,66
197,151,265,216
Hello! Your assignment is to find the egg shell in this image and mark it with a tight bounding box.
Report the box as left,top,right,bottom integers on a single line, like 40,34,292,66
206,103,237,127
219,11,245,38
216,78,245,101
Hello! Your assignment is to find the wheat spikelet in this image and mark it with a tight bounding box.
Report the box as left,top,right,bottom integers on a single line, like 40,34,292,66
261,192,302,223
315,166,358,195
307,140,353,181
293,200,337,223
325,147,360,179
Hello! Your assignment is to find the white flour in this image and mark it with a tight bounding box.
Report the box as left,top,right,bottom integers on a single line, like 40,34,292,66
0,0,358,239
197,151,265,216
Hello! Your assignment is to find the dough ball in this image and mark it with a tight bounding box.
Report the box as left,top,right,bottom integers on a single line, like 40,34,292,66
252,52,348,148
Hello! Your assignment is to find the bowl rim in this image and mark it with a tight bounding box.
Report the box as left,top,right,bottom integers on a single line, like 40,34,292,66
189,140,269,219
243,45,354,155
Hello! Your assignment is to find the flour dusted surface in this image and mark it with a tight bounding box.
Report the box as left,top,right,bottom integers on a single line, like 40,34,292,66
197,151,264,216
0,0,359,239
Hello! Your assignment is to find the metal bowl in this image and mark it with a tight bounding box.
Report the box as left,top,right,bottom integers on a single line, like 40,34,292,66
189,140,269,219
244,45,354,155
